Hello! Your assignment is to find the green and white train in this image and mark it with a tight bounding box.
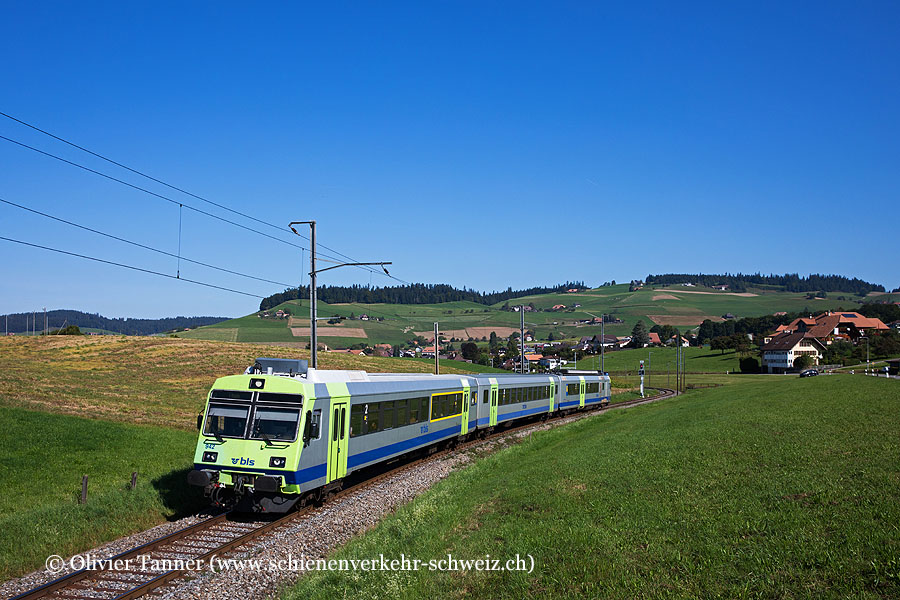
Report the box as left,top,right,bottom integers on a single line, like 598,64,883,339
188,358,611,512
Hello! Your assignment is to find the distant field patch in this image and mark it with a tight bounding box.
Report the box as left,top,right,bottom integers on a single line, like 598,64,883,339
186,328,238,342
652,294,680,301
667,290,758,297
648,314,724,325
290,327,368,338
416,326,521,339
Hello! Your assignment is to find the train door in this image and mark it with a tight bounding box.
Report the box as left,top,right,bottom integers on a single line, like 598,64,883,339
460,389,470,435
489,385,499,427
326,402,349,482
549,380,556,412
579,377,586,408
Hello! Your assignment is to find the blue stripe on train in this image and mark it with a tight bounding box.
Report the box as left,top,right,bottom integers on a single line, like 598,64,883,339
347,423,460,469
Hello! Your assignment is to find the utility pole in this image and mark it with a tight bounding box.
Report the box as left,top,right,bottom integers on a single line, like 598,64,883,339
648,350,653,387
43,307,47,336
434,322,439,375
290,221,391,370
520,306,525,374
600,314,605,373
32,311,35,336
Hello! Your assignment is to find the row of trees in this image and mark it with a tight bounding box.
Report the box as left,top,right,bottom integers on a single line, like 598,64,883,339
2,310,228,335
259,282,586,311
646,273,884,295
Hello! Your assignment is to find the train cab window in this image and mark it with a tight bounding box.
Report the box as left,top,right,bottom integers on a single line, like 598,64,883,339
204,404,249,438
251,407,300,442
304,409,321,440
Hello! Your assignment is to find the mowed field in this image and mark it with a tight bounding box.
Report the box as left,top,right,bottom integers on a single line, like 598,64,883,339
284,375,900,599
0,337,493,431
180,284,867,346
575,345,746,374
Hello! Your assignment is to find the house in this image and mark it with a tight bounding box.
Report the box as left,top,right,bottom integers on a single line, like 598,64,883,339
668,335,690,347
539,356,560,370
648,332,662,346
573,303,582,308
275,310,286,318
359,314,369,321
566,288,579,293
760,332,826,373
776,311,889,345
552,304,566,310
524,353,543,363
713,285,729,291
615,336,631,348
722,313,736,320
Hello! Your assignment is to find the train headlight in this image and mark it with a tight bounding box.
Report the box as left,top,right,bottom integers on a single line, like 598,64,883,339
269,456,287,468
202,451,218,462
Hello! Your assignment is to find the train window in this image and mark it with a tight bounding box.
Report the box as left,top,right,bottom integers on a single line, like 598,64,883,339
396,399,409,426
340,408,346,440
332,409,339,441
483,390,489,404
367,404,380,434
251,407,300,442
309,409,321,439
350,405,364,437
210,390,253,401
204,404,249,439
382,401,395,430
409,399,420,424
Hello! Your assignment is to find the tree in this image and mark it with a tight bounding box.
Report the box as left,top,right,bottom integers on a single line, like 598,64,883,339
547,332,555,342
489,331,499,352
630,320,650,348
710,336,731,354
461,342,479,360
793,355,814,370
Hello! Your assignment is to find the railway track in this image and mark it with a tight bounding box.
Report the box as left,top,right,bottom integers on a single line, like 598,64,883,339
10,386,676,600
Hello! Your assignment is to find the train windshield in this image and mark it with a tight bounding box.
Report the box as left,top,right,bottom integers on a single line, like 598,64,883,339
204,404,249,438
250,407,300,442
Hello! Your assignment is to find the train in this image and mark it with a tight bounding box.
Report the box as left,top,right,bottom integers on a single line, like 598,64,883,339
187,357,611,513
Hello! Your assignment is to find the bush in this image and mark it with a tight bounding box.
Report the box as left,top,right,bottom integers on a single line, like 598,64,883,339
740,357,760,373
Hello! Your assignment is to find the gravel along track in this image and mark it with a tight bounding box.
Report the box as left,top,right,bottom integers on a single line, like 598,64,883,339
2,388,674,600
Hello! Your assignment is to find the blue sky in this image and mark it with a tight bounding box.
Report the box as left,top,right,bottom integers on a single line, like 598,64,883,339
1,2,898,318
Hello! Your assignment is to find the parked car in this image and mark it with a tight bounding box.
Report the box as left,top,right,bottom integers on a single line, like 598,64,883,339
799,369,819,377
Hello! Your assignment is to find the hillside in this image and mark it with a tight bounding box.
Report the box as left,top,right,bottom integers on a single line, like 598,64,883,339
180,283,869,347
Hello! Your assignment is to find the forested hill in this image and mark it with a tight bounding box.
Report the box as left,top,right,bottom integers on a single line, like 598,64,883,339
646,273,884,295
259,282,586,311
2,310,229,335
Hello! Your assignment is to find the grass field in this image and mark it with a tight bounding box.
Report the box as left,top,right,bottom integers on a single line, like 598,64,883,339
0,337,497,431
283,375,900,599
574,345,745,374
0,406,200,580
180,284,867,347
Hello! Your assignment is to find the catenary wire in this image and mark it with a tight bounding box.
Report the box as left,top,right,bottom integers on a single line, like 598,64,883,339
0,235,265,298
0,196,295,288
0,111,411,285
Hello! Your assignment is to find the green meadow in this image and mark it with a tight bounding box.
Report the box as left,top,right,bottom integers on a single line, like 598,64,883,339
0,407,200,580
284,375,900,599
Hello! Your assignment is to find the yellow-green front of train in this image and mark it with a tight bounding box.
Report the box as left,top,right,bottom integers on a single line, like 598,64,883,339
187,373,315,513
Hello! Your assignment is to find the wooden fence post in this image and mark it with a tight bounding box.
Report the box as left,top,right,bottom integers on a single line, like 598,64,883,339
80,475,88,504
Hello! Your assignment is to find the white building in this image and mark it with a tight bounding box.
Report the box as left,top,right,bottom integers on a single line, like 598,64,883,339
760,332,826,373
